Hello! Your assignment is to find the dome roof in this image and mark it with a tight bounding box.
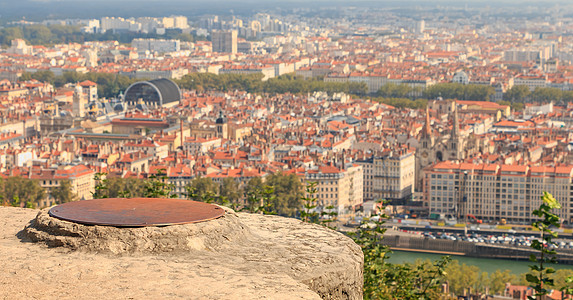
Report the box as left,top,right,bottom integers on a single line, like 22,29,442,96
124,78,181,106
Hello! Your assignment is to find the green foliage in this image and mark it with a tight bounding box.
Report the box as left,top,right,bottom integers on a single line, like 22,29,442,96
257,185,277,215
262,172,303,217
92,171,174,199
444,260,482,295
444,261,517,295
263,74,367,95
488,270,517,295
527,191,564,299
377,82,414,98
504,85,531,102
423,83,495,101
143,169,176,198
219,178,242,204
383,256,451,299
320,205,338,229
504,86,573,104
373,97,428,109
20,71,139,99
347,201,450,299
92,172,109,199
176,73,367,96
300,181,319,223
1,177,45,207
51,179,77,204
242,177,265,213
238,183,276,215
300,181,338,229
498,100,524,112
349,214,390,299
186,176,217,201
520,269,573,294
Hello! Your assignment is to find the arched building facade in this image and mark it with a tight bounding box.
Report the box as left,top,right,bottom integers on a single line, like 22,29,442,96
124,78,182,107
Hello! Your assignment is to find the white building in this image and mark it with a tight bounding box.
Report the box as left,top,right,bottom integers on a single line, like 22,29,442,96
452,70,469,85
356,149,415,202
131,38,181,54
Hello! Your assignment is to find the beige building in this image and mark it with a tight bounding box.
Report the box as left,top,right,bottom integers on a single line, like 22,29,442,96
31,164,95,207
189,112,229,140
425,162,573,225
184,136,222,153
305,164,363,215
356,149,415,202
513,74,548,91
123,140,169,159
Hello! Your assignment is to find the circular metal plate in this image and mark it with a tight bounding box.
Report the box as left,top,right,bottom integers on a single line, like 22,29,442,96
48,198,225,227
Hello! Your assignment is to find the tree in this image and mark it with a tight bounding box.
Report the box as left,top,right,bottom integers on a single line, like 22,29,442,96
444,260,482,295
423,83,494,101
526,191,572,299
531,87,562,102
264,172,303,217
143,169,176,198
3,177,45,207
186,176,218,202
51,180,77,204
243,177,264,197
377,83,413,98
374,97,427,109
92,172,109,199
219,178,241,204
504,85,530,102
489,270,517,295
300,181,319,223
106,177,146,198
347,201,450,299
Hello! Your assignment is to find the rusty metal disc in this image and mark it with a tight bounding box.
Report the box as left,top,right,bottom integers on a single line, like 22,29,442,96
48,198,225,227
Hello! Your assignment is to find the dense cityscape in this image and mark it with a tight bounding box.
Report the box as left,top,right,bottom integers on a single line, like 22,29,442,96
2,1,573,299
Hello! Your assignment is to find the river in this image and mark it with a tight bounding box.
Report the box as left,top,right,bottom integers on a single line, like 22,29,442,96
386,250,573,275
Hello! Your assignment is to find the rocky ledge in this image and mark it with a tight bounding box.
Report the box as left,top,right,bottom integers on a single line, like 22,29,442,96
1,206,363,299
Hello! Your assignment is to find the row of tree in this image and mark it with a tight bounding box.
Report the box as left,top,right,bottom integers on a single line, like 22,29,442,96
20,71,139,99
504,85,573,103
372,97,428,109
176,73,368,95
377,82,496,101
0,24,202,47
0,177,75,208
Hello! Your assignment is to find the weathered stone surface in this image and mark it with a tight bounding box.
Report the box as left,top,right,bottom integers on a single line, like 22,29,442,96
24,206,250,255
1,206,363,299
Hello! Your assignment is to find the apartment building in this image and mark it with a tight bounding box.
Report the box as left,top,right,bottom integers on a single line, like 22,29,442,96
131,38,181,54
356,149,415,202
31,164,95,207
513,74,548,91
211,30,237,54
425,162,573,225
305,164,363,214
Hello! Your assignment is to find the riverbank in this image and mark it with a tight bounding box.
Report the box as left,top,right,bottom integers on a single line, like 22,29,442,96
386,250,573,276
382,234,573,264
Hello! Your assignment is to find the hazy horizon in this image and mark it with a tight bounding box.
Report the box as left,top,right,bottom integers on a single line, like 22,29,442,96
2,0,572,21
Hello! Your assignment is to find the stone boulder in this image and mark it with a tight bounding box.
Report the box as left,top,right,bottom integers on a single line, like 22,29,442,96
1,206,363,299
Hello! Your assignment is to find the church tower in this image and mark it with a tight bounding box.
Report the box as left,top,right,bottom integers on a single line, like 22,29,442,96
448,105,464,160
215,110,228,139
419,106,434,149
415,106,436,191
72,85,86,118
